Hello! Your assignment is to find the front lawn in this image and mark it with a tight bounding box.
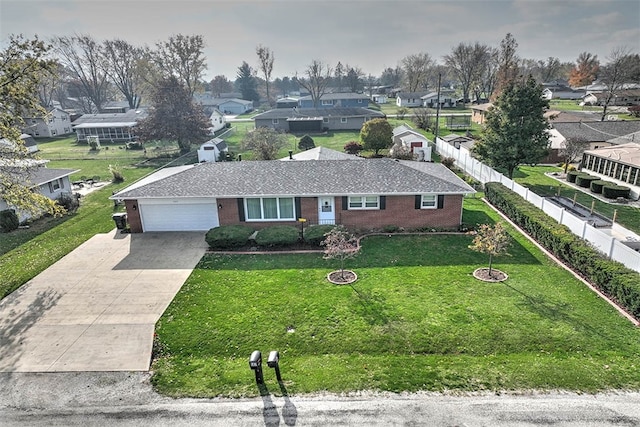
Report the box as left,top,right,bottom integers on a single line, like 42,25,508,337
152,198,640,397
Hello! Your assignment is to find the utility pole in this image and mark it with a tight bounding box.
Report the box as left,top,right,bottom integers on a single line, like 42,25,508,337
434,73,442,142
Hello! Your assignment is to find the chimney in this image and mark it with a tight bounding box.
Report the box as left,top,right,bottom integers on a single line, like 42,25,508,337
289,150,293,160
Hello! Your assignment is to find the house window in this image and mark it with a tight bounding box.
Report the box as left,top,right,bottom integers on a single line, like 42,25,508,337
421,195,437,209
322,99,333,106
341,117,347,123
272,119,279,124
348,195,379,210
358,99,363,103
323,117,329,123
245,197,295,221
48,179,62,192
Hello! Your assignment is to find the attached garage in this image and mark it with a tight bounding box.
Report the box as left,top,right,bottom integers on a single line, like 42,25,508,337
139,198,219,232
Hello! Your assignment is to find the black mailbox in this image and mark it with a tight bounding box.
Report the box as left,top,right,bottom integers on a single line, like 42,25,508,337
249,350,264,384
267,350,282,381
267,351,279,368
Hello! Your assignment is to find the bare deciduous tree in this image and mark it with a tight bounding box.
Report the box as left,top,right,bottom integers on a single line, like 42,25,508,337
241,127,288,160
560,137,588,173
151,34,207,96
52,34,110,113
103,39,145,109
295,59,332,108
256,44,274,106
598,47,640,121
444,42,491,107
401,52,434,92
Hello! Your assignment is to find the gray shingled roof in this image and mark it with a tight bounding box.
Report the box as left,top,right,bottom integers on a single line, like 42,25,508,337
298,92,370,101
71,110,146,126
280,147,365,161
113,159,475,200
253,107,385,120
29,167,78,186
553,121,640,143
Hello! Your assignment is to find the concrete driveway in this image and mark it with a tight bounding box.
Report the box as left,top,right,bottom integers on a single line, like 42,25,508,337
0,230,207,372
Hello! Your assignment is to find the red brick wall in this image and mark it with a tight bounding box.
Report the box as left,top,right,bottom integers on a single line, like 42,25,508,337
336,195,463,230
125,200,143,233
218,195,463,231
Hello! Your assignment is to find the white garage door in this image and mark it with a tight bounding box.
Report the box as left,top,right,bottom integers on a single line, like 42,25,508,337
139,198,219,232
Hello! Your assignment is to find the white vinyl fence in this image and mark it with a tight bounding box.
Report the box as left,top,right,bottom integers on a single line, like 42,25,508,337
435,138,640,273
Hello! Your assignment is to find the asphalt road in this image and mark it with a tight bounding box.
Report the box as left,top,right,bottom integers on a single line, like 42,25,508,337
1,372,639,426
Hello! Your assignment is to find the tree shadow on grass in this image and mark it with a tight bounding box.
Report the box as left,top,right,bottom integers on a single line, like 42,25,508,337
504,282,609,340
349,284,397,326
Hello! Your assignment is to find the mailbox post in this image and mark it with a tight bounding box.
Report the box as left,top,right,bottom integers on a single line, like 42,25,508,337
249,350,264,384
267,350,282,381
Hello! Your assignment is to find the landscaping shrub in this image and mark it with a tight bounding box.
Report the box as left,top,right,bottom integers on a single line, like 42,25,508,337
205,225,254,250
56,192,80,212
298,134,315,151
589,180,610,194
566,170,580,183
109,164,125,183
254,225,299,246
303,224,337,246
575,173,599,188
344,141,363,155
441,157,456,170
0,209,19,232
602,184,630,199
485,182,640,318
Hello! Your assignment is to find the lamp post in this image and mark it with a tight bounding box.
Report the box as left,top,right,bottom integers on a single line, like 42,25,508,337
298,218,306,240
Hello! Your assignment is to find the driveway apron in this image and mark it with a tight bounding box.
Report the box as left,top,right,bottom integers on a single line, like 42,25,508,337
0,230,207,372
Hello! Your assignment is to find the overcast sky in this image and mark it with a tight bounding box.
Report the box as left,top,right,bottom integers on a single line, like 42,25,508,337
2,0,639,81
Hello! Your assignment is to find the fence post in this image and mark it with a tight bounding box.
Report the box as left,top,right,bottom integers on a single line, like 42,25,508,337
608,237,616,258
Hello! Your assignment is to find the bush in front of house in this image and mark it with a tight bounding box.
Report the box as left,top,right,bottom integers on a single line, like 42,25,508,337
255,225,299,246
575,173,599,188
205,225,254,250
602,184,630,199
303,224,336,246
0,209,19,232
589,180,611,194
56,192,80,212
566,170,580,183
344,141,363,155
484,182,640,319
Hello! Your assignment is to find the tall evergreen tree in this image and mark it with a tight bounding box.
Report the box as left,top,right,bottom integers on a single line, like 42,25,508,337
472,75,550,179
135,76,210,153
235,61,259,102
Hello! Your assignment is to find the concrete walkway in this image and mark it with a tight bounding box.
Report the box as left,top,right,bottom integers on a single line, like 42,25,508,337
0,230,207,372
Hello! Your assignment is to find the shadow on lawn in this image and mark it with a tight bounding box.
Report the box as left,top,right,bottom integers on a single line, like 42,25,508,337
349,284,397,326
504,282,609,339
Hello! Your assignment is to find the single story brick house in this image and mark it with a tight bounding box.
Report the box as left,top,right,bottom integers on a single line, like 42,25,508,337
111,158,475,232
253,107,385,132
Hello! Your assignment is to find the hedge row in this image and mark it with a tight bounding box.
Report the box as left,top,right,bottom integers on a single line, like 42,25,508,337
205,224,339,249
485,182,640,319
567,172,630,199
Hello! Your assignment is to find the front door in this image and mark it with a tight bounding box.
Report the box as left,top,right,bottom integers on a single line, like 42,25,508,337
318,197,335,225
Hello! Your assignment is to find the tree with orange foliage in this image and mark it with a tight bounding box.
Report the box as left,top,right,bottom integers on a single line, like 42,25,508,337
568,52,599,87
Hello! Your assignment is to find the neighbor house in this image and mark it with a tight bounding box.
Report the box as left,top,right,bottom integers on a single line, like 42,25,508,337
253,107,385,132
194,93,254,115
582,89,640,106
22,107,73,138
0,162,78,222
580,142,640,199
421,90,456,108
71,109,146,143
297,92,370,109
111,158,475,232
552,121,640,151
396,92,428,108
276,97,299,109
209,109,227,133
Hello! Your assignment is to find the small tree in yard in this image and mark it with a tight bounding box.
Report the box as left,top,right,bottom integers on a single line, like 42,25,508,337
360,118,393,156
344,141,363,155
560,137,588,173
469,222,511,279
322,226,358,280
242,127,288,160
298,134,315,150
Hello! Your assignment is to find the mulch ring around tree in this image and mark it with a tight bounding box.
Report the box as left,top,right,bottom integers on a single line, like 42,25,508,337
473,268,508,282
327,270,358,285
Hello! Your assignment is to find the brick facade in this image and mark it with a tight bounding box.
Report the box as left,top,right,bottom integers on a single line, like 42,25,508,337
125,200,143,233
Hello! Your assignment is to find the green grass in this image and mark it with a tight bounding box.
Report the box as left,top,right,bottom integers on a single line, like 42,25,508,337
548,99,602,112
151,198,640,397
0,165,155,299
513,165,640,235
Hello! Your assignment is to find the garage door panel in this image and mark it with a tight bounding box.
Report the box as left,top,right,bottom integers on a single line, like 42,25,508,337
140,201,218,232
